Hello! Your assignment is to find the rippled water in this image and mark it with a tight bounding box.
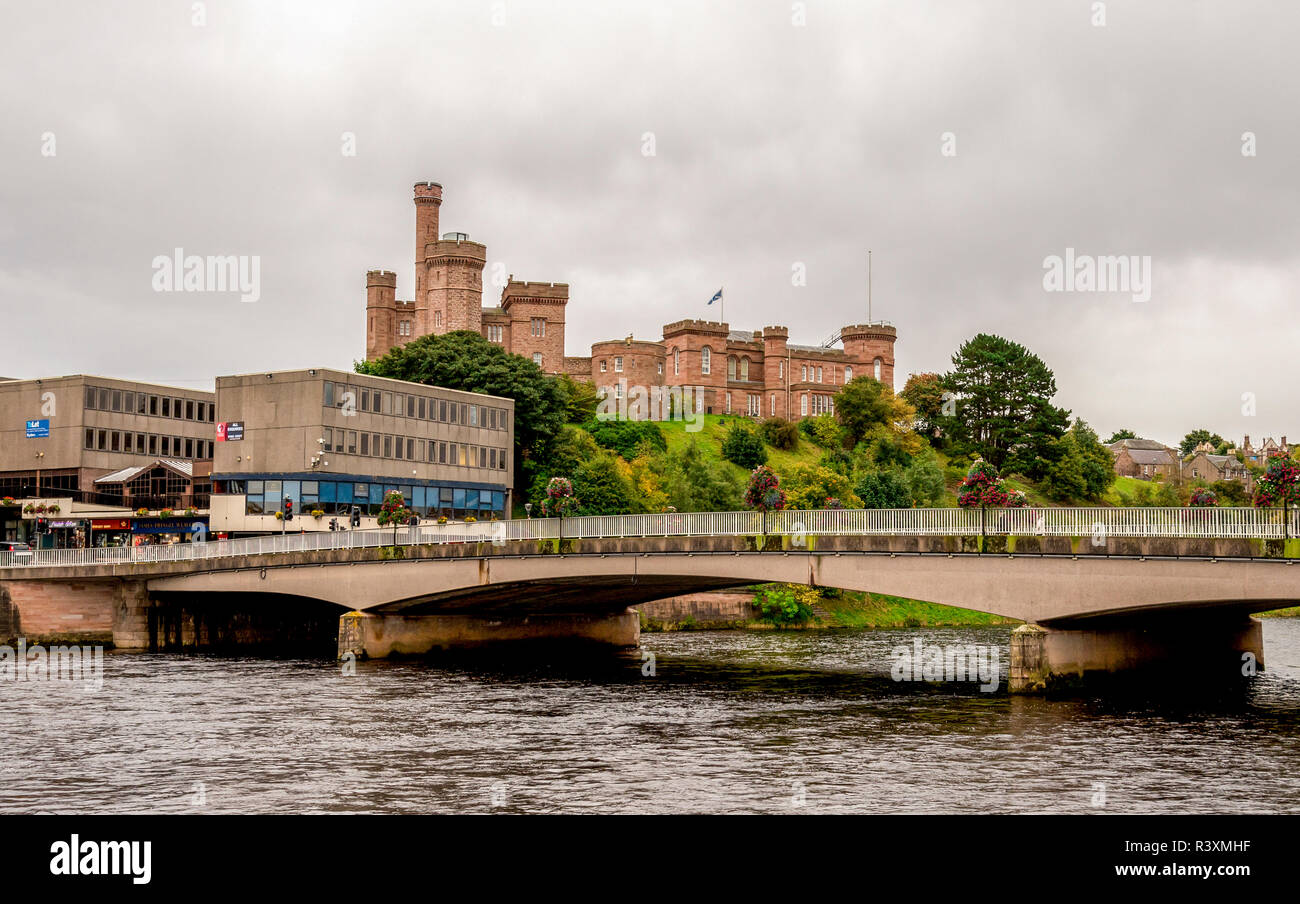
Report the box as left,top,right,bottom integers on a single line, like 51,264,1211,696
3,620,1299,814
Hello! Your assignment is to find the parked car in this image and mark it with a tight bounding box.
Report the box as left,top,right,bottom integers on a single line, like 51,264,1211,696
0,540,35,564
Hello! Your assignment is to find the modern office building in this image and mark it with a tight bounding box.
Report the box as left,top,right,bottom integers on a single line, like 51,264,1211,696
0,375,217,545
208,368,514,535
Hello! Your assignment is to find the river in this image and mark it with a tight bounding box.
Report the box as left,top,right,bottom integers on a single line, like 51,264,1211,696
3,620,1298,814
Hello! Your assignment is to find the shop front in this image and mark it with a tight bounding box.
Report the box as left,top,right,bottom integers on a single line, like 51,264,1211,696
89,518,133,548
131,516,210,546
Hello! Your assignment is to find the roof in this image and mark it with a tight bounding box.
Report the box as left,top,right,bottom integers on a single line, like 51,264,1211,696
728,330,756,342
1109,438,1172,452
1125,449,1175,466
95,459,193,485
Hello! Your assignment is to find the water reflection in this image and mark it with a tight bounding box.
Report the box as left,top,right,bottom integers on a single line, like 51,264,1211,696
1,621,1297,814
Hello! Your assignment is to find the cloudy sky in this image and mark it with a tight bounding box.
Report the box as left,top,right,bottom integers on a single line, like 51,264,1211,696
1,0,1296,447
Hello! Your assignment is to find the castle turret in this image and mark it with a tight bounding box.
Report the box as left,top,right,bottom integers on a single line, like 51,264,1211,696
840,323,897,388
365,269,397,360
760,326,789,418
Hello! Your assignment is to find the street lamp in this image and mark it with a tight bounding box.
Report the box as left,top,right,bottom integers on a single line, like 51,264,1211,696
525,503,532,519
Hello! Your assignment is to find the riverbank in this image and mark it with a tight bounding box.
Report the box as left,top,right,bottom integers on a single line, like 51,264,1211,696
638,588,1020,632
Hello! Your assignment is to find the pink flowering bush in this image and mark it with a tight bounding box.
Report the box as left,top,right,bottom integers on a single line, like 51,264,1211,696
957,460,1025,508
1254,459,1300,508
539,477,579,517
744,466,786,512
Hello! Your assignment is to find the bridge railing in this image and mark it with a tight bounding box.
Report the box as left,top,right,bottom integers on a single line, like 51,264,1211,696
1,506,1297,569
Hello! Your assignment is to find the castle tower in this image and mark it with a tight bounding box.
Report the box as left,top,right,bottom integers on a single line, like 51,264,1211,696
500,278,568,372
365,269,397,360
760,325,789,418
412,183,487,336
413,181,442,319
840,323,898,388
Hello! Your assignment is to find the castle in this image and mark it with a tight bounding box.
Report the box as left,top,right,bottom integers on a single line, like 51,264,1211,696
366,182,898,419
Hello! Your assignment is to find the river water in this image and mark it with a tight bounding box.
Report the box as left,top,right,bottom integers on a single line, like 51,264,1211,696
3,620,1299,814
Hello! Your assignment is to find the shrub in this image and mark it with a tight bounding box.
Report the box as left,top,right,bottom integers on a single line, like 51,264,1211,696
583,418,666,460
754,584,818,626
759,417,800,451
721,424,768,469
799,414,845,449
855,470,913,508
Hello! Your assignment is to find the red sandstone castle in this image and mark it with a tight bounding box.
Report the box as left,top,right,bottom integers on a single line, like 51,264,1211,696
366,182,898,419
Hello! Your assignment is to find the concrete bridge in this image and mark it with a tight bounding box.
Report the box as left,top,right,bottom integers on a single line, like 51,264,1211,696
2,508,1297,691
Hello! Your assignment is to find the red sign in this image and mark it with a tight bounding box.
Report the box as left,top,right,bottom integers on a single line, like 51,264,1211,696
91,519,131,530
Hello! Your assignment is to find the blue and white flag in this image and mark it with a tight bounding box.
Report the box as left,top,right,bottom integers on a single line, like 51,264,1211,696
708,288,723,305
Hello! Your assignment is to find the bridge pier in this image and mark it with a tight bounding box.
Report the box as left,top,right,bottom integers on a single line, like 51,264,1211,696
337,609,641,659
1009,616,1265,693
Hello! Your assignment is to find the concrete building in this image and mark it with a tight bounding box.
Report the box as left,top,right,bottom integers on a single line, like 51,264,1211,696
363,182,899,415
208,368,514,535
0,375,216,545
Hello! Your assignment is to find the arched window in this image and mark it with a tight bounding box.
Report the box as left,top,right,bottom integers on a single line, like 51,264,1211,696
740,357,750,381
701,346,712,375
727,356,737,380
873,357,883,381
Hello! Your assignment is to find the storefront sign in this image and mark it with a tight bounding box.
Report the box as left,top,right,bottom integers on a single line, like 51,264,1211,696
91,519,131,531
217,421,244,441
47,520,79,528
132,518,209,535
25,419,49,438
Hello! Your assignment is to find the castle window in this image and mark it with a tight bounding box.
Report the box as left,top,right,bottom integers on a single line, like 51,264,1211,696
615,356,623,372
531,318,546,337
800,394,808,416
600,360,607,373
770,394,776,416
701,346,712,375
533,352,543,367
434,311,443,329
873,357,882,381
657,361,663,375
725,393,732,414
487,325,503,343
740,357,750,381
801,364,808,382
728,356,737,380
674,348,680,375
816,366,823,383
845,366,853,382
780,360,785,380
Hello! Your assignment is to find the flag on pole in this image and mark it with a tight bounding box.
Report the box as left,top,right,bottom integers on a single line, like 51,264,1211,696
708,288,723,306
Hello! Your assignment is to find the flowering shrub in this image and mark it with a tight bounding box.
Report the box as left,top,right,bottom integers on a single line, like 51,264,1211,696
1254,459,1300,508
957,460,1023,508
1,497,14,506
824,496,845,510
744,465,786,512
1188,488,1218,507
159,509,174,518
376,491,412,527
539,477,579,518
136,508,149,517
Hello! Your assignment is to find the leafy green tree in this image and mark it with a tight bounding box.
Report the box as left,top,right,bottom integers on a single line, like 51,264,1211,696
556,374,600,424
903,454,947,507
799,414,845,449
1210,479,1249,506
783,464,861,510
941,333,1070,474
1179,429,1227,458
1104,428,1137,444
721,423,768,469
1041,432,1089,501
526,425,600,506
834,377,913,448
753,584,817,626
759,417,800,451
900,372,946,438
652,440,745,512
855,470,913,508
583,418,666,459
572,453,640,516
359,330,566,487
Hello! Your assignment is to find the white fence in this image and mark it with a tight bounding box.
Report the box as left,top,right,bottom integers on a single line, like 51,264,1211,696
1,507,1297,570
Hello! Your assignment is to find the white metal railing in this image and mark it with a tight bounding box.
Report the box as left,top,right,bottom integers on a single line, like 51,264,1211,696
0,507,1296,570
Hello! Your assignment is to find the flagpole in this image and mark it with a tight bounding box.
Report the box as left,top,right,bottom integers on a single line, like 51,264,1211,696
721,285,725,325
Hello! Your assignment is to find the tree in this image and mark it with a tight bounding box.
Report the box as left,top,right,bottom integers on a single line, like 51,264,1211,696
900,373,946,437
855,470,913,508
799,414,845,449
1072,419,1117,499
834,377,913,448
526,425,600,508
759,417,800,451
584,418,666,459
556,374,600,424
653,440,745,512
1179,429,1228,458
744,466,786,512
359,331,566,487
572,453,640,516
1104,428,1137,444
941,334,1070,474
783,464,861,511
903,454,947,507
721,423,768,469
1041,432,1089,501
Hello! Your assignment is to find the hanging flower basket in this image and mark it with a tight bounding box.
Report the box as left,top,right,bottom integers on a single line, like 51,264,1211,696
2,497,16,507
136,508,150,517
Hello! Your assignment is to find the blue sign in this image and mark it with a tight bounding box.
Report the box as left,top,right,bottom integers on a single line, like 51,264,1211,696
25,419,49,438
